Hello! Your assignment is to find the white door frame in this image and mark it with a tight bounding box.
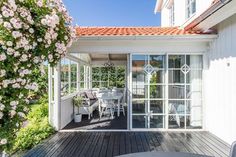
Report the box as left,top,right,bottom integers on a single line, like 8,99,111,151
128,53,204,131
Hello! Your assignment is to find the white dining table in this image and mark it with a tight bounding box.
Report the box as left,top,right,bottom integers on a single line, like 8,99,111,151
97,92,123,117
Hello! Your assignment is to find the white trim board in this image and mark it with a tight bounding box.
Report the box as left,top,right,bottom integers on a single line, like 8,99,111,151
69,40,211,54
194,0,236,30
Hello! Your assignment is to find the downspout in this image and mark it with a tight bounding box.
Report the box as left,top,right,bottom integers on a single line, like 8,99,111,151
185,0,232,30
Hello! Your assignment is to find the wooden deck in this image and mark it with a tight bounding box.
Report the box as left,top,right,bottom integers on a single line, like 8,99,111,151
24,131,230,157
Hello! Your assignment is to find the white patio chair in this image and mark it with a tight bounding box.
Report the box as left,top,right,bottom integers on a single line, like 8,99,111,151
230,141,236,157
100,98,115,119
115,88,126,116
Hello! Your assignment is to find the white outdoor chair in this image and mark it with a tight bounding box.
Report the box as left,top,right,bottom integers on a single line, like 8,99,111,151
100,99,115,119
230,141,236,157
116,88,126,116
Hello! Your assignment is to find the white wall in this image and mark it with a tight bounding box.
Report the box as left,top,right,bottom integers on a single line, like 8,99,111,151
205,14,236,144
161,5,170,27
60,95,74,129
160,0,214,27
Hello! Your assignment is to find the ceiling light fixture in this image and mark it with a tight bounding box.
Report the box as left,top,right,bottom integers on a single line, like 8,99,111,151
104,59,114,68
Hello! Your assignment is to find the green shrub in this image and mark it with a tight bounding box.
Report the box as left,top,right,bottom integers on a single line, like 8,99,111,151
12,97,55,152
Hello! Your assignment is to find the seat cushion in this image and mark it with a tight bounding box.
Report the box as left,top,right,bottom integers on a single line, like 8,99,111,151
90,99,97,106
85,91,96,100
80,92,87,98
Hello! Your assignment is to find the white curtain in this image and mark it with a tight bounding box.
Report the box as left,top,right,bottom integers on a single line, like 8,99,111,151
189,55,202,127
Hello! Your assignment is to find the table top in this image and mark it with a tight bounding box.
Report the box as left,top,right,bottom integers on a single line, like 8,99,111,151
117,152,211,157
97,92,123,100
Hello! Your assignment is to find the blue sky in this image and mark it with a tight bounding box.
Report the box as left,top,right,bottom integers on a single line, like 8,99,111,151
63,0,161,26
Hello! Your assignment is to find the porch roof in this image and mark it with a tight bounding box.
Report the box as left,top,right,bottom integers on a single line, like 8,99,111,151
75,26,213,37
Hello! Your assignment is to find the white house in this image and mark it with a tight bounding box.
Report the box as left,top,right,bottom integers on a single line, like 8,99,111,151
48,0,236,145
154,0,236,145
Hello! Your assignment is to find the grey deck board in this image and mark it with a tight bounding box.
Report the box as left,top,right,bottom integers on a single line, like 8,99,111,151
99,132,110,157
130,132,138,153
124,132,132,154
152,132,170,152
140,132,151,152
59,132,82,157
24,131,230,157
119,132,126,155
135,132,145,152
175,132,201,154
185,132,214,156
79,132,96,157
106,132,115,157
149,132,163,151
29,133,70,157
199,132,230,154
92,132,105,157
113,132,120,156
192,132,223,157
86,132,101,157
70,132,91,157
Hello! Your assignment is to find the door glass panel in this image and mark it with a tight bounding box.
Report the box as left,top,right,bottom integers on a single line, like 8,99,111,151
132,100,148,114
168,70,185,83
149,55,165,68
186,70,202,84
150,70,165,84
186,85,202,100
150,116,164,128
186,55,203,69
132,55,148,69
168,100,185,115
186,100,202,129
186,100,202,115
132,71,148,84
168,55,185,68
168,85,185,99
131,54,203,130
150,85,164,98
168,115,185,129
186,116,202,129
132,115,147,128
150,100,164,113
132,85,148,99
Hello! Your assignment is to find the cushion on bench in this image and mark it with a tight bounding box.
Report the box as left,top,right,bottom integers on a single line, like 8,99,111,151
85,91,97,100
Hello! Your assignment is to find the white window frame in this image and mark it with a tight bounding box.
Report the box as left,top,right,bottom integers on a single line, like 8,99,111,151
169,3,175,26
130,53,203,131
186,0,196,19
60,56,90,97
131,54,166,129
91,66,126,89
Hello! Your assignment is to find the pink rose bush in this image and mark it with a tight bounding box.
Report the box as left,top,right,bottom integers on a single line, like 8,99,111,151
0,0,75,152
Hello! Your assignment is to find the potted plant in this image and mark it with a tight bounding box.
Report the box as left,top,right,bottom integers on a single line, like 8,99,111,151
73,96,84,122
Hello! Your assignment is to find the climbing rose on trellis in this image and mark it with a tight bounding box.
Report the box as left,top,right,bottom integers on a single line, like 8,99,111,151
0,0,75,152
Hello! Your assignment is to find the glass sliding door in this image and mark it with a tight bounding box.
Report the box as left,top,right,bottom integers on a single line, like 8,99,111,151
168,55,202,129
131,54,203,130
132,55,165,129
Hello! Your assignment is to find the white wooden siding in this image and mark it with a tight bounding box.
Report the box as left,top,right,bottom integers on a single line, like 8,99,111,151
60,95,75,129
204,14,236,144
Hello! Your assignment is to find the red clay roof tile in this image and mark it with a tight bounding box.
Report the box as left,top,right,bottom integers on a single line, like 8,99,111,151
76,27,209,37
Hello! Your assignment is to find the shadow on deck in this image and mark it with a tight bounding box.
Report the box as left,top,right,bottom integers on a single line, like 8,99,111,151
63,110,127,130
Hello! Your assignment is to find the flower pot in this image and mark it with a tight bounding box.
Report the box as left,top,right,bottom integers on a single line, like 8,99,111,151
74,114,82,122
